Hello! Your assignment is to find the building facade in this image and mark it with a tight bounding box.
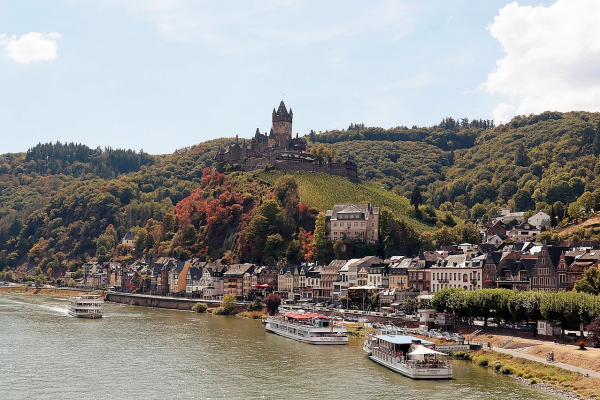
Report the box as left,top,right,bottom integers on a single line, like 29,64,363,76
325,203,380,244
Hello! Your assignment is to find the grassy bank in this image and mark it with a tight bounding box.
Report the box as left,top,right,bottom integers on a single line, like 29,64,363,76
452,350,600,399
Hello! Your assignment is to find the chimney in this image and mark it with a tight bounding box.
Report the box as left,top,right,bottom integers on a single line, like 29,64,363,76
235,135,238,142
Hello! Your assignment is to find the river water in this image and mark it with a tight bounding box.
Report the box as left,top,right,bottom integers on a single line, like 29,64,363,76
0,294,558,399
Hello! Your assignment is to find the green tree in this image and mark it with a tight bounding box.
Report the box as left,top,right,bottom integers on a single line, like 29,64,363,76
313,212,329,263
403,298,418,315
513,189,535,211
568,202,582,219
575,267,600,295
221,293,237,315
515,143,530,167
410,185,422,213
471,203,487,221
434,226,456,247
578,191,595,214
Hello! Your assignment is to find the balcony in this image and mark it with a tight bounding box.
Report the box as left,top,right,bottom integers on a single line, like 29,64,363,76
497,276,529,283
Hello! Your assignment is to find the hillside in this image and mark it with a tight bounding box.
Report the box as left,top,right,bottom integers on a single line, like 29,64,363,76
3,110,600,277
255,170,434,232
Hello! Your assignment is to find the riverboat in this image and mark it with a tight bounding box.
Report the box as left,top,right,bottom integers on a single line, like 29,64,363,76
68,294,103,319
265,311,348,344
363,334,452,379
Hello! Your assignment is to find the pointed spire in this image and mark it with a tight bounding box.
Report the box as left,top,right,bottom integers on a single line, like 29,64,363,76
277,101,288,115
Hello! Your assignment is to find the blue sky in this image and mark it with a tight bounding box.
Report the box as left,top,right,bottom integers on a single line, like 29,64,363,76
1,0,598,155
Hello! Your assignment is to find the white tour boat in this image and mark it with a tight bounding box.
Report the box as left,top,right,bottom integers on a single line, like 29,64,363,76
363,334,452,379
68,294,104,319
265,311,348,345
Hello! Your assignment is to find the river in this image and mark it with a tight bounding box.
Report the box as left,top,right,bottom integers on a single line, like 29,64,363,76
0,294,559,399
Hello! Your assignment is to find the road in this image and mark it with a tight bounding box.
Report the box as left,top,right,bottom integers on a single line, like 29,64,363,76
492,346,600,378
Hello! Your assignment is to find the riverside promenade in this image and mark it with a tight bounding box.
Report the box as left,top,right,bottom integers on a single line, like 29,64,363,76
493,346,600,378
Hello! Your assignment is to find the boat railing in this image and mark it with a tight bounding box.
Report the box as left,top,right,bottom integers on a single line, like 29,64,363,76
406,360,452,369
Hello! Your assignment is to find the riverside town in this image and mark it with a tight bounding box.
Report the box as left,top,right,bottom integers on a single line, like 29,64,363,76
4,2,600,399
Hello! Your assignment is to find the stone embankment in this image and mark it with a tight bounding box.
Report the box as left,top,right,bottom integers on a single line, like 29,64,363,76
106,292,248,312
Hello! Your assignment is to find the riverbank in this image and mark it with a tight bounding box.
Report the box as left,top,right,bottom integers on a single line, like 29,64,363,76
0,286,100,297
452,349,600,399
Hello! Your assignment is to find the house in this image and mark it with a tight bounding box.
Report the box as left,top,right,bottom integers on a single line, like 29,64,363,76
223,263,256,299
508,222,541,243
531,246,568,291
558,249,599,291
486,221,507,239
122,232,136,247
357,265,369,286
319,261,343,300
325,203,380,244
408,251,443,292
528,211,551,230
486,235,503,247
496,257,535,291
185,267,204,296
483,251,514,288
367,264,388,288
388,258,411,289
277,265,296,297
430,254,485,293
332,259,358,300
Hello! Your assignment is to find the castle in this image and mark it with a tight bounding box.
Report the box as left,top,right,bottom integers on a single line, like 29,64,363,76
214,101,358,179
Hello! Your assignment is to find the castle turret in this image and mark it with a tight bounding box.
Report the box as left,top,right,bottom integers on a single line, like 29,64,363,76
272,101,292,149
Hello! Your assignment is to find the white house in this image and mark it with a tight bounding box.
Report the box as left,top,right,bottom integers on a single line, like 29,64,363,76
122,232,136,247
528,211,551,230
430,254,485,293
486,235,503,246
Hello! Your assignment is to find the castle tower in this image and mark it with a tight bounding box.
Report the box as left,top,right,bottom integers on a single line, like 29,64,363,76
272,101,293,149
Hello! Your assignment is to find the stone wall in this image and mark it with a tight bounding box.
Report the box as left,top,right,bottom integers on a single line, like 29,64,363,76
106,292,247,312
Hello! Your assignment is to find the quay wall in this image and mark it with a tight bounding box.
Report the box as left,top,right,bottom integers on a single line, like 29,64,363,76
105,292,247,312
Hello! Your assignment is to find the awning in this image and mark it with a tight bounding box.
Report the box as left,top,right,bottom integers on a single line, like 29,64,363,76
408,345,447,356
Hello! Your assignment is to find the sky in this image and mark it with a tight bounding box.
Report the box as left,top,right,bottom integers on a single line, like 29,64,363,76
1,0,599,155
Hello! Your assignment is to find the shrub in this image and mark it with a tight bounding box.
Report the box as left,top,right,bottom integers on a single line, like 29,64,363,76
238,311,267,319
523,373,532,379
493,362,503,371
192,302,208,313
477,358,489,367
246,298,264,312
530,379,537,385
500,366,513,375
213,307,228,315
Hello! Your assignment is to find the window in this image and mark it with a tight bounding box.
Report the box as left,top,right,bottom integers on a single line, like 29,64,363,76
354,222,359,226
347,222,351,227
333,222,337,227
361,222,365,226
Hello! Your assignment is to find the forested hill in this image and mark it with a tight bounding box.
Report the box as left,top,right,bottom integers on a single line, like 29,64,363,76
312,111,600,211
1,111,600,279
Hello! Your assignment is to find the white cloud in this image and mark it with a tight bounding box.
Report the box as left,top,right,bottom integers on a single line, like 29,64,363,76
486,0,600,123
0,32,61,64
